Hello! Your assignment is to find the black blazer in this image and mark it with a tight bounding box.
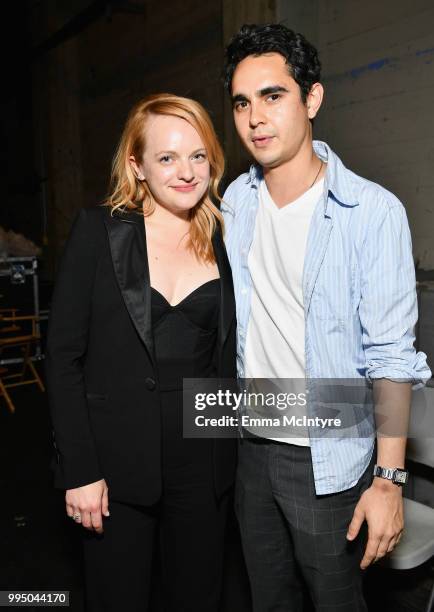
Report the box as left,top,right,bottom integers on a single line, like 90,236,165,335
46,206,237,506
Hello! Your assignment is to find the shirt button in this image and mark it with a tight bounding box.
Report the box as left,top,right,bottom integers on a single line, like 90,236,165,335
239,331,244,338
145,377,156,391
241,287,248,295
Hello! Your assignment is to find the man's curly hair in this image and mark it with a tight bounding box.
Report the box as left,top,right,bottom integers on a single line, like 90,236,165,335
224,23,321,102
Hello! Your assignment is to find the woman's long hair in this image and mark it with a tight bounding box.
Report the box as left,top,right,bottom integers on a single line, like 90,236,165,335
106,93,225,263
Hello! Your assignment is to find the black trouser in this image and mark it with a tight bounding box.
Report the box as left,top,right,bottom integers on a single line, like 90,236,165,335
82,390,228,612
235,437,374,612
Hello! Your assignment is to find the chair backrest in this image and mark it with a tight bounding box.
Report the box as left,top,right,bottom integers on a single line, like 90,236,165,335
406,385,434,468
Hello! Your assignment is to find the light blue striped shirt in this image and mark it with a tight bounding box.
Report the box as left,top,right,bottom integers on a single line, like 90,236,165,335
221,140,431,495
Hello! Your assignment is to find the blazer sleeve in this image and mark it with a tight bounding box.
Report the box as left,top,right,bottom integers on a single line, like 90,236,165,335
45,208,104,490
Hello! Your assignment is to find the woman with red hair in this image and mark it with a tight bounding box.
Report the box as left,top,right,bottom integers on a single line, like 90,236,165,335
46,94,237,611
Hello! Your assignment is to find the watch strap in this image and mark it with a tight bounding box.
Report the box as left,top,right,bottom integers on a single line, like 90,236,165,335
373,465,395,480
373,464,408,485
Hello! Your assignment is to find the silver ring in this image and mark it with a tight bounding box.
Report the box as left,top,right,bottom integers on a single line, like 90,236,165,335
72,513,82,522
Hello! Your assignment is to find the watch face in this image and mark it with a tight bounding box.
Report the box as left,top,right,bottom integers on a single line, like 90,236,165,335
394,470,407,484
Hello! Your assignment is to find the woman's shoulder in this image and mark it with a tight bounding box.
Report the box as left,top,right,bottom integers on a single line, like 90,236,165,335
83,204,143,225
75,206,144,244
80,204,110,221
66,206,112,253
73,205,112,232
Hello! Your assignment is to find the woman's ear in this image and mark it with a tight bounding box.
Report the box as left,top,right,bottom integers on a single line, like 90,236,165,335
129,155,145,181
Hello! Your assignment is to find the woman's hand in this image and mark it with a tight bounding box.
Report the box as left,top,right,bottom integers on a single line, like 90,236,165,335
65,479,109,533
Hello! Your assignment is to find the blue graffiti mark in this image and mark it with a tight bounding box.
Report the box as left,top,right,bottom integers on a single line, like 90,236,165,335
349,58,390,79
368,58,390,70
325,47,433,83
416,48,434,57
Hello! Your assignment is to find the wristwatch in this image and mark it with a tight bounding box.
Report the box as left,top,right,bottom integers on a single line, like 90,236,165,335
373,464,409,486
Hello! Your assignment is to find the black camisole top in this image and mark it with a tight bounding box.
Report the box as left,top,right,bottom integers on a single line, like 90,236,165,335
151,279,220,391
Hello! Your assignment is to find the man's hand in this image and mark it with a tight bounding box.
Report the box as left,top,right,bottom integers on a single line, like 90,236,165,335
65,479,110,534
346,478,404,569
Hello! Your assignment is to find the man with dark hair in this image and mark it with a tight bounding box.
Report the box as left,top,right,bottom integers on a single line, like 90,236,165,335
221,23,430,611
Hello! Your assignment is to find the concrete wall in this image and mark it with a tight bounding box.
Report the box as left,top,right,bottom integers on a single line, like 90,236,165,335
32,1,434,272
278,0,434,270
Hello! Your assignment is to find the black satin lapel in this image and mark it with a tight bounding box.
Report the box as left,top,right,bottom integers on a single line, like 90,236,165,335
104,212,154,364
213,229,235,349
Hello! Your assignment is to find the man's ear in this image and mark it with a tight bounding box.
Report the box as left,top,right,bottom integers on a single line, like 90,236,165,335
306,83,324,120
129,155,145,180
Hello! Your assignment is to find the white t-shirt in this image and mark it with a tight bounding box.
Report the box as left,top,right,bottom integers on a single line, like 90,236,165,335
244,177,324,445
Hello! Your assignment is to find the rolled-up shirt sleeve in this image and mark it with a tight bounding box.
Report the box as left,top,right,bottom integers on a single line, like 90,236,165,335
359,200,431,386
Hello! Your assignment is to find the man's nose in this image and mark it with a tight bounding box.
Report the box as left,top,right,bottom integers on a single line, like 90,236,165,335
249,102,266,128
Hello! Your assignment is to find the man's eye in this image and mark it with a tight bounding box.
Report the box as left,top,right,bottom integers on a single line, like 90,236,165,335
235,101,248,110
267,94,280,102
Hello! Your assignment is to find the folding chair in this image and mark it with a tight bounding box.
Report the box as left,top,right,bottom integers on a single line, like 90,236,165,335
0,311,45,413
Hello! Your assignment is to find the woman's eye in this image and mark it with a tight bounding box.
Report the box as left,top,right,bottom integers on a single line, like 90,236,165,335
159,155,172,163
193,153,207,161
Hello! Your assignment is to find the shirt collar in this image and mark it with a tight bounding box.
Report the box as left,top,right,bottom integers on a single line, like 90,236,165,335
313,140,359,209
245,140,359,211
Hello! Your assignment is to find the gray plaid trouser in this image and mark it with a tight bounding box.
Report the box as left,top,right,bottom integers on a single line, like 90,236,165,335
235,437,374,612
